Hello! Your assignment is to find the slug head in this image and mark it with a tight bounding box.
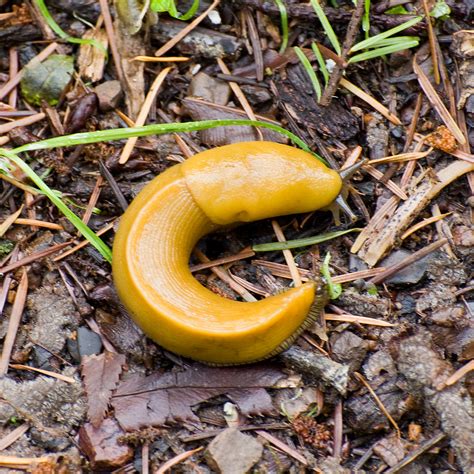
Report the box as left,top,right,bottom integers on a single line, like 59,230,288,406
181,141,343,226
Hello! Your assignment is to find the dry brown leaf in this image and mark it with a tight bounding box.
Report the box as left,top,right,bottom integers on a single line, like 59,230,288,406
112,364,286,431
81,351,126,427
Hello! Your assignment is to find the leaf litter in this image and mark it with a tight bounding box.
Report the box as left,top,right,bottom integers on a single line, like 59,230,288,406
0,0,473,472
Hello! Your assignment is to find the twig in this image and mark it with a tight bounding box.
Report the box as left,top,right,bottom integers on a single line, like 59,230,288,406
324,313,395,327
422,0,440,85
0,42,58,100
332,401,343,459
354,372,401,438
320,0,365,106
441,360,474,388
9,364,76,384
155,447,203,474
0,269,28,376
0,424,29,451
384,432,446,474
190,249,255,272
82,175,103,225
0,242,71,275
0,112,46,135
8,47,18,108
119,67,172,164
340,78,402,125
194,249,257,302
53,222,114,261
256,430,308,465
413,58,466,144
271,220,302,287
370,238,448,284
98,0,124,84
401,212,451,240
155,0,221,57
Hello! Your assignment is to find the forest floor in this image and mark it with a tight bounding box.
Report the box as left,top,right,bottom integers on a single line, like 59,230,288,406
0,0,473,472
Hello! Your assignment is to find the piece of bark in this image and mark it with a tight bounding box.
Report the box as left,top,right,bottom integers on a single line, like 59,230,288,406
151,19,243,59
278,346,349,396
114,15,145,120
232,0,426,33
79,418,133,470
392,330,474,472
77,28,108,83
273,66,359,141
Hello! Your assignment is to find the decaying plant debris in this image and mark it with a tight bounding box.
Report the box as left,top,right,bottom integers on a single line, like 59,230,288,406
0,0,473,472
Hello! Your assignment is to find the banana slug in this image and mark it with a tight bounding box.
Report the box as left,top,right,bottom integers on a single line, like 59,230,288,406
112,141,342,365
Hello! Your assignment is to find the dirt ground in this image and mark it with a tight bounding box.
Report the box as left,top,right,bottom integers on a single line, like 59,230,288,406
0,0,473,472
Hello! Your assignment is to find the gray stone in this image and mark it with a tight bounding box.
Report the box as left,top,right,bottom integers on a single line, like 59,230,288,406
380,249,430,285
77,326,102,358
94,80,123,111
206,428,263,474
189,72,230,105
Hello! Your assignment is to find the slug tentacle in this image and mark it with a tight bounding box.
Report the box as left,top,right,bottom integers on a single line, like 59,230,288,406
113,142,342,365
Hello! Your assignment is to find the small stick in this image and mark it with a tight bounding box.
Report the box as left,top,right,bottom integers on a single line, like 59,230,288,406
0,424,29,451
155,447,203,474
403,93,423,152
256,430,308,466
217,58,263,140
14,218,63,230
384,432,446,474
0,112,46,135
194,249,257,302
271,220,302,287
0,241,71,275
422,0,440,85
441,360,474,388
9,364,76,384
354,372,401,438
413,58,465,144
98,0,124,84
332,401,343,459
370,238,448,284
155,0,221,57
53,222,114,261
82,175,103,225
340,78,402,125
320,0,365,106
8,47,18,108
119,67,172,164
0,269,28,376
190,249,255,272
0,42,58,100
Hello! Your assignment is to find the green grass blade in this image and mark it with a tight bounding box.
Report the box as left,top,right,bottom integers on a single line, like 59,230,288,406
311,42,329,85
252,228,361,252
294,47,322,102
0,149,112,262
350,16,422,52
10,119,326,163
274,0,289,54
349,39,419,63
310,0,342,56
33,0,106,53
367,36,419,47
362,0,371,39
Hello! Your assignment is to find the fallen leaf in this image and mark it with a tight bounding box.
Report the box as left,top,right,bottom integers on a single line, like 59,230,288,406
112,364,287,430
81,351,126,427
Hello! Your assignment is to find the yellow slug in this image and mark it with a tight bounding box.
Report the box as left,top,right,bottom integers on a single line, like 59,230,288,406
112,141,342,365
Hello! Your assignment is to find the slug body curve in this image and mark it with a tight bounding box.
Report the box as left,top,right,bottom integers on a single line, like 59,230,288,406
113,142,342,364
